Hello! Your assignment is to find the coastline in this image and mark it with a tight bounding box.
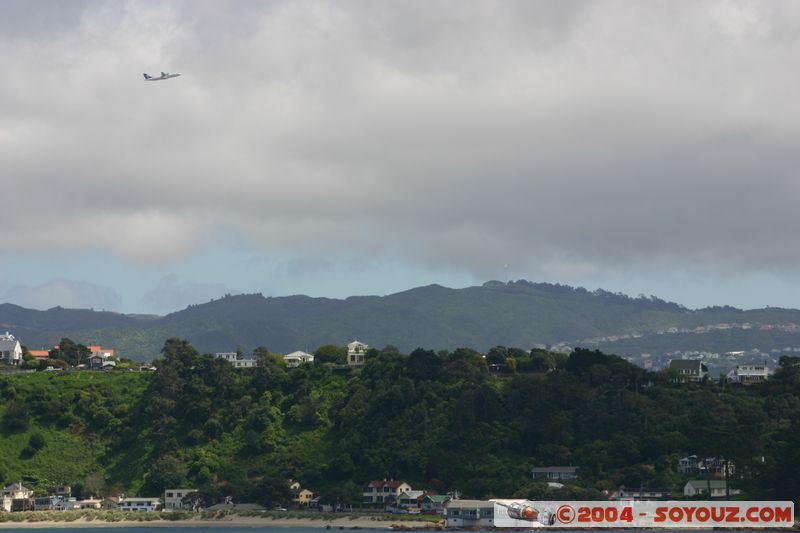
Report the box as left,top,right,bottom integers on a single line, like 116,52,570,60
0,516,442,530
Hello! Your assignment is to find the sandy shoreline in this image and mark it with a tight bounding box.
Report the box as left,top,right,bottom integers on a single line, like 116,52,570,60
0,516,440,530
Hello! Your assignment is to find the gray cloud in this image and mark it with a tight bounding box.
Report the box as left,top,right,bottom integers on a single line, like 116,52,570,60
2,279,122,311
142,274,240,312
3,1,800,283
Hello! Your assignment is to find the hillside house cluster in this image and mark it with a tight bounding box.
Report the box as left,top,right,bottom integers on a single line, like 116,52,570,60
1,484,208,514
0,332,120,371
362,479,450,514
216,340,367,369
677,455,735,478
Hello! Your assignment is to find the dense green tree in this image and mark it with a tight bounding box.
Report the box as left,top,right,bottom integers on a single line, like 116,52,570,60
49,338,91,366
314,344,347,364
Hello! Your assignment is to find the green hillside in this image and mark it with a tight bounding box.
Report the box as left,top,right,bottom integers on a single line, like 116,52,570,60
2,340,800,506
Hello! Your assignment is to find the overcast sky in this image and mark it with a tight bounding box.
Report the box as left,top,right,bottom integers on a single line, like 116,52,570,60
3,0,800,314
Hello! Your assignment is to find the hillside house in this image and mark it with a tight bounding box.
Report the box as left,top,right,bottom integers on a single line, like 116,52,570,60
284,351,314,367
347,341,369,366
0,332,23,365
612,486,671,500
678,456,734,478
28,350,50,362
531,466,578,483
89,355,117,371
362,479,412,505
88,345,115,358
215,352,257,368
669,360,709,382
727,363,771,384
677,455,703,474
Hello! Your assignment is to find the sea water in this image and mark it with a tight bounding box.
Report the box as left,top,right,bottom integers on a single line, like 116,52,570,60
0,522,780,533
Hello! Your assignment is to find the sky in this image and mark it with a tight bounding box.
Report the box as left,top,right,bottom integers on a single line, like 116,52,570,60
3,0,800,314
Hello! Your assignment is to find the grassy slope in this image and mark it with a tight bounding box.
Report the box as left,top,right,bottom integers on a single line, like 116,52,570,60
0,372,149,489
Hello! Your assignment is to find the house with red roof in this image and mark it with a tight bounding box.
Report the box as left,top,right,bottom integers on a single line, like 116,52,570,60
362,479,412,506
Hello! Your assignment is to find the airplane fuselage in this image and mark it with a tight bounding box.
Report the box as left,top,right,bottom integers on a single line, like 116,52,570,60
143,72,181,81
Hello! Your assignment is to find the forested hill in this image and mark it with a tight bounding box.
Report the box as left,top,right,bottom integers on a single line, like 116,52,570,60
4,280,800,360
1,342,800,506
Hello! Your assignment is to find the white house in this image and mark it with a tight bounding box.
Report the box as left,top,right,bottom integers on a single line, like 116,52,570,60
77,498,102,509
397,490,425,508
1,482,34,512
727,363,771,384
283,351,315,367
347,341,369,366
119,497,162,512
362,479,412,505
683,480,741,498
0,332,23,365
668,360,709,382
164,488,197,511
677,455,703,474
214,352,257,368
445,500,495,528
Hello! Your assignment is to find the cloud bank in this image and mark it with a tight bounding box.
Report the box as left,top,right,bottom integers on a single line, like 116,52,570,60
3,1,800,284
2,279,122,311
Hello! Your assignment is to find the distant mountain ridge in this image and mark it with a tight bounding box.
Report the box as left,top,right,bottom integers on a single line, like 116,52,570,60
3,280,800,360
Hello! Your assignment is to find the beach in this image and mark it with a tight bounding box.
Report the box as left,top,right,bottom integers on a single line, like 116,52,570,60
0,515,441,529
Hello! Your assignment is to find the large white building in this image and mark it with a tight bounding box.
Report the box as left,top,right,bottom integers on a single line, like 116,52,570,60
727,363,771,384
164,488,197,510
214,352,257,368
119,497,162,512
0,332,23,365
347,341,369,366
284,351,314,367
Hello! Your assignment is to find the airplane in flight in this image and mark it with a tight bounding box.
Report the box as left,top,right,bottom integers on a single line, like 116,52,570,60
143,72,181,81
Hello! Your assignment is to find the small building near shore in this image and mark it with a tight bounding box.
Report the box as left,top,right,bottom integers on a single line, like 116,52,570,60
164,488,198,510
445,499,495,528
119,497,162,512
